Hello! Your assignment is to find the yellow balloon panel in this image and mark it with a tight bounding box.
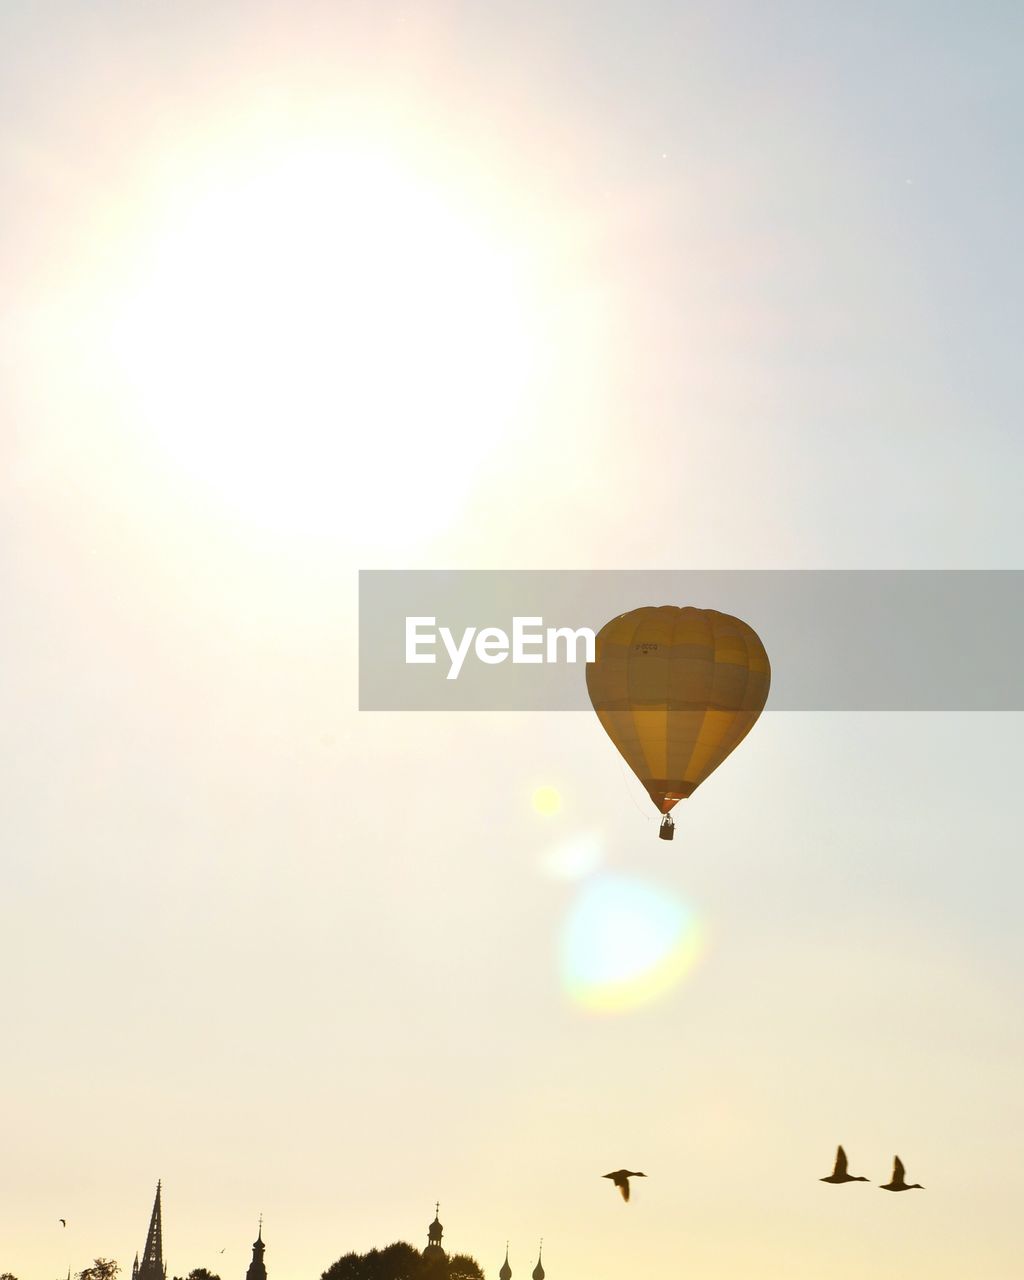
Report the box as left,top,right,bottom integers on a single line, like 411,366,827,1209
586,606,770,814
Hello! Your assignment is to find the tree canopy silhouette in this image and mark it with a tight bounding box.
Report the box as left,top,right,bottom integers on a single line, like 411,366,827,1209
447,1256,485,1280
321,1242,483,1280
78,1260,119,1280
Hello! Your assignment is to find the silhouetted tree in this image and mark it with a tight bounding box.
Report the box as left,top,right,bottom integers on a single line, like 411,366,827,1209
78,1260,119,1280
378,1244,422,1279
321,1251,365,1280
171,1270,222,1280
1,1270,19,1280
321,1242,480,1280
448,1257,484,1280
325,1245,416,1280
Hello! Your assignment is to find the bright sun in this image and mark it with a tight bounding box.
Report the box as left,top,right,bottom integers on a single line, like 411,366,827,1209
104,140,541,547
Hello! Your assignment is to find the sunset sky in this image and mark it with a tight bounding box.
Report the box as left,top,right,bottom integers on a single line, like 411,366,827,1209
2,3,1022,1279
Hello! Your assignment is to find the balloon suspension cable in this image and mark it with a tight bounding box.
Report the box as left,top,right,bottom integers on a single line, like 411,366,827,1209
619,758,654,820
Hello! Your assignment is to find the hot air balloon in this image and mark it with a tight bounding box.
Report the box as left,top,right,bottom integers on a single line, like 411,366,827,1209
586,606,770,839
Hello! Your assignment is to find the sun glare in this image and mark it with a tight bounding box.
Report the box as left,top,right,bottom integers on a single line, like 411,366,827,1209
103,140,541,546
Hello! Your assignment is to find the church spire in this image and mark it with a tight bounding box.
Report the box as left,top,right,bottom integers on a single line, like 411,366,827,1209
499,1243,512,1280
532,1240,545,1280
137,1182,165,1280
245,1216,267,1280
424,1202,445,1260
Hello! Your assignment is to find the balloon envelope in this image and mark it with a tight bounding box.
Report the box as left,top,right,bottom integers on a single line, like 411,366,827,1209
586,606,770,815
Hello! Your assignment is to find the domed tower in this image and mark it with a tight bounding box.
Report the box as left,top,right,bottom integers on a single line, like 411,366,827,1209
499,1244,512,1280
245,1218,267,1280
532,1241,545,1280
424,1202,446,1262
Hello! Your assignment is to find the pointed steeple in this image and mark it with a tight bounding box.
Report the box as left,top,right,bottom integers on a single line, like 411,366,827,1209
137,1182,165,1280
245,1216,267,1280
499,1243,512,1280
532,1240,545,1280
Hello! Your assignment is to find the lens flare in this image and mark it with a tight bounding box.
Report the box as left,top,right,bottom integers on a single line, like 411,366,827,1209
539,831,604,881
531,785,562,816
561,874,704,1013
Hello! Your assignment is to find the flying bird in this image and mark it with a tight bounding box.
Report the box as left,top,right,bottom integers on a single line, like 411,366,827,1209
603,1170,646,1201
58,1219,66,1228
820,1145,869,1184
881,1156,924,1191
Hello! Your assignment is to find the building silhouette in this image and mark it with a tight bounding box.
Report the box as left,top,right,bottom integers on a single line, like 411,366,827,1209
424,1203,446,1263
131,1183,166,1280
497,1240,546,1279
125,1183,541,1280
245,1219,267,1280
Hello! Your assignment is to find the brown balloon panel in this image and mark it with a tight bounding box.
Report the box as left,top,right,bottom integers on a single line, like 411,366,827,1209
586,606,770,819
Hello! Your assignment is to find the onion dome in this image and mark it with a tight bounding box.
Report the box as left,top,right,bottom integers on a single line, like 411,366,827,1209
532,1242,545,1280
246,1217,268,1280
427,1203,444,1248
499,1244,512,1280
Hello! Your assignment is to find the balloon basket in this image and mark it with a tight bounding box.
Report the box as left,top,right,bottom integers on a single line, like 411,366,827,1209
658,814,675,841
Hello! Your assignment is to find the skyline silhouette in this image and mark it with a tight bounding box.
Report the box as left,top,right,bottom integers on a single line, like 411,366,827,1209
4,1188,549,1280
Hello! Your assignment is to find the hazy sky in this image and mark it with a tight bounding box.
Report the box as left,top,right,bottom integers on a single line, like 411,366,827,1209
2,3,1022,1279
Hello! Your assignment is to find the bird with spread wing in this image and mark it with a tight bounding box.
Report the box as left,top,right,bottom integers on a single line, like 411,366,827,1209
820,1145,869,1184
603,1170,646,1202
881,1156,924,1191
